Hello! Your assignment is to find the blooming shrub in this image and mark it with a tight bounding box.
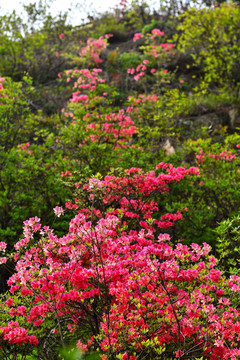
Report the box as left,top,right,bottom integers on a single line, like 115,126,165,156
0,163,240,359
79,35,112,66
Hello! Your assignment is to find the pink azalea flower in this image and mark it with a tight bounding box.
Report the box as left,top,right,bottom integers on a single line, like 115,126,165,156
0,241,7,252
151,29,164,36
53,206,64,217
133,33,142,42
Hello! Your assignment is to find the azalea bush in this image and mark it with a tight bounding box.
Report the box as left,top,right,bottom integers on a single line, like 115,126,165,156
56,28,185,176
1,163,240,359
57,66,143,174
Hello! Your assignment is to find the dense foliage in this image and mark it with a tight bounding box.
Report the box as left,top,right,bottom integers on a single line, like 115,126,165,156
0,0,240,359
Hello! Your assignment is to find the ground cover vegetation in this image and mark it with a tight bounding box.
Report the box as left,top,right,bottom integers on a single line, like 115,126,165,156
0,0,240,358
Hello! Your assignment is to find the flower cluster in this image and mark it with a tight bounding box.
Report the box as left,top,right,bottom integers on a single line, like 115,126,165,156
0,321,38,346
127,59,150,81
196,148,237,163
133,33,142,42
80,35,112,64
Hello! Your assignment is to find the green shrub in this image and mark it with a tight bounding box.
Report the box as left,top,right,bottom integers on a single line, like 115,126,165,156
176,3,240,97
166,133,240,247
215,214,240,276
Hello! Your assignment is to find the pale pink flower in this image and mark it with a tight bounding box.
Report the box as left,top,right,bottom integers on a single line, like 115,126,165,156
89,178,103,189
77,340,88,353
0,241,7,252
53,206,64,217
0,257,7,264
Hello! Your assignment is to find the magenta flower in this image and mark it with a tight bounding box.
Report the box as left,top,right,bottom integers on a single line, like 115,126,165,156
151,29,164,36
133,33,142,42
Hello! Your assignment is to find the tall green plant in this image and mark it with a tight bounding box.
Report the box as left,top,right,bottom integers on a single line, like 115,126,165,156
175,3,240,97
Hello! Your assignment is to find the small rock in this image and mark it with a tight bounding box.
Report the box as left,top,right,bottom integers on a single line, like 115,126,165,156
163,139,175,155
